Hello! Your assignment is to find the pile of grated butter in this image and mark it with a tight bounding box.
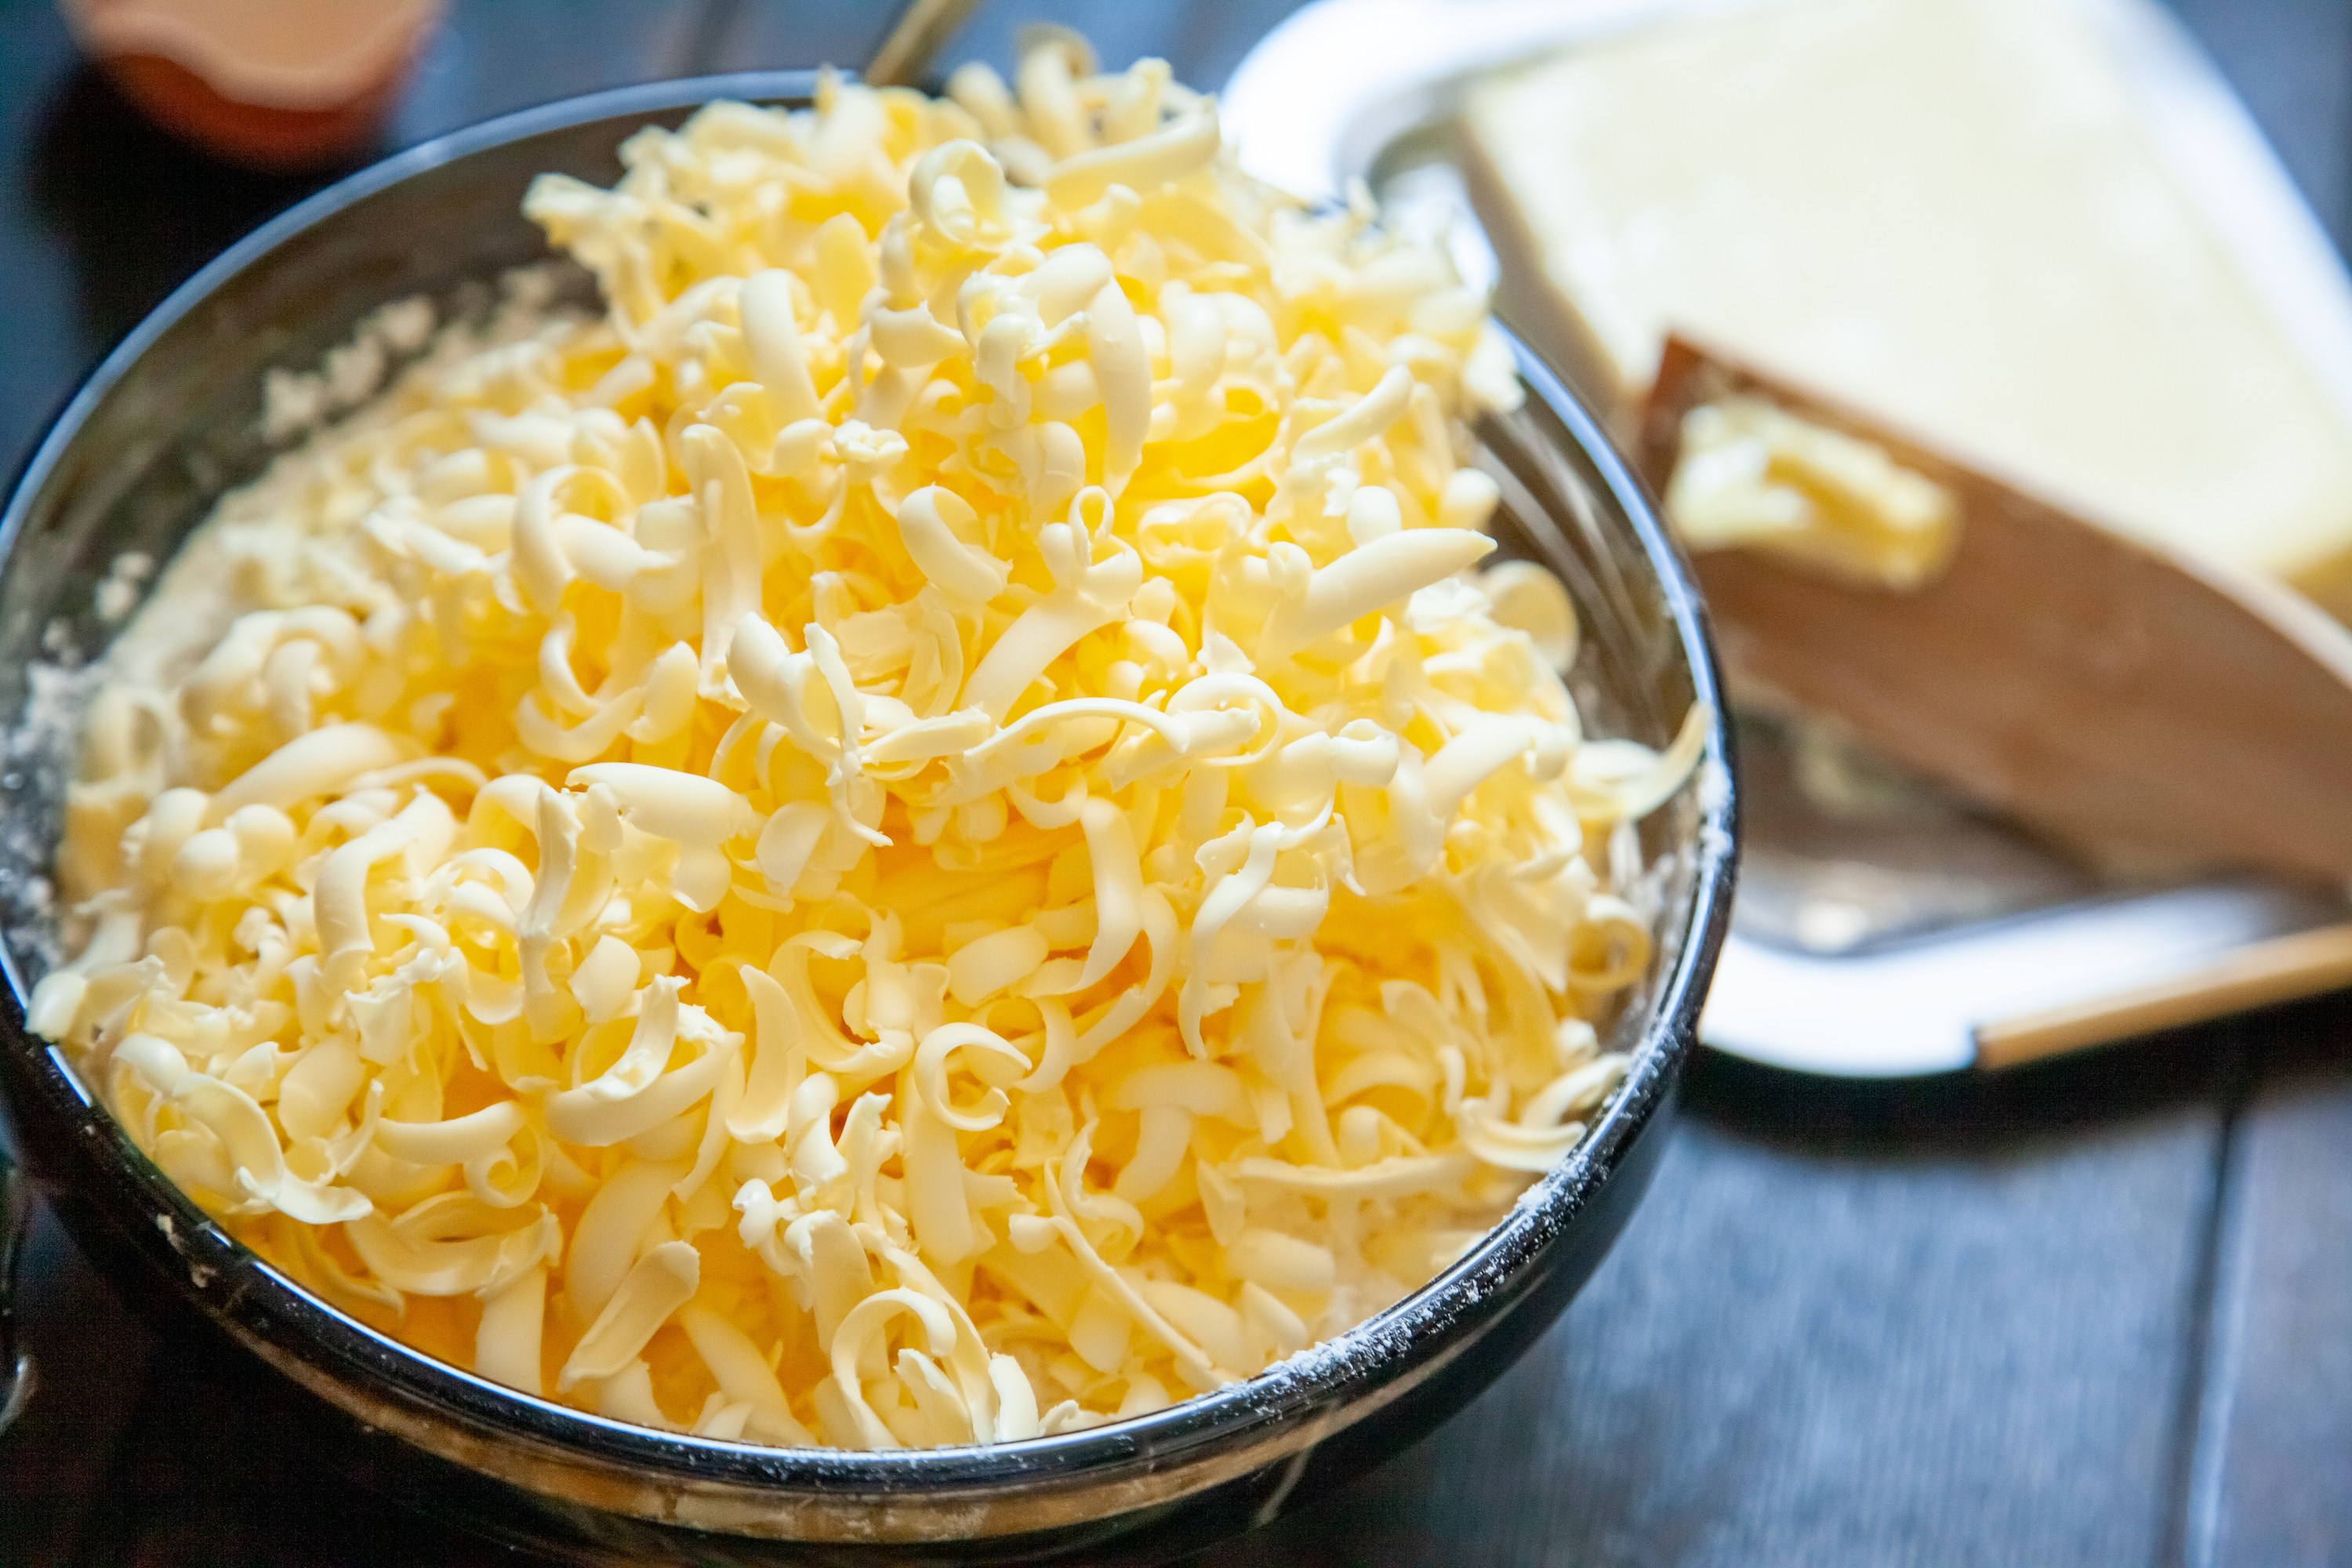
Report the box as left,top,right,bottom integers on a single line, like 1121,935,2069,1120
30,40,1701,1448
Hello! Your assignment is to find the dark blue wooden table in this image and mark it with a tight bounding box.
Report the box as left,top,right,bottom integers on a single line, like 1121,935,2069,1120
2,2,2347,1563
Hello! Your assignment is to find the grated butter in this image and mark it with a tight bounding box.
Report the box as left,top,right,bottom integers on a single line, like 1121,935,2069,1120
30,46,1701,1449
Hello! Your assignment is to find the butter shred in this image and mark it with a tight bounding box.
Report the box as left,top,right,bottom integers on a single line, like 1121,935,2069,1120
33,46,1701,1447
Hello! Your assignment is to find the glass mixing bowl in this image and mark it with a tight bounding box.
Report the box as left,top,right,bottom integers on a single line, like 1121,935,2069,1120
0,73,1736,1565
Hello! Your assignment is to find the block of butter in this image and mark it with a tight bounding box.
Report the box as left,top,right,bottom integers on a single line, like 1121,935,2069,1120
1461,0,2352,619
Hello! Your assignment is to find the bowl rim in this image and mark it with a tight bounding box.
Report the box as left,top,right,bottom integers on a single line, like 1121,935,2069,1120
0,69,1738,1501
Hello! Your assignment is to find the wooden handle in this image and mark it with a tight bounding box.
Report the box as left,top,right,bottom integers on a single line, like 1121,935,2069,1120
1638,335,2352,887
1973,921,2352,1068
863,0,984,88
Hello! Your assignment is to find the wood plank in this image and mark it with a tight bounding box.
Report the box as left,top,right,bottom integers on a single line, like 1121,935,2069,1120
0,1201,158,1568
69,1321,532,1568
1195,1049,2231,1567
2188,1007,2352,1567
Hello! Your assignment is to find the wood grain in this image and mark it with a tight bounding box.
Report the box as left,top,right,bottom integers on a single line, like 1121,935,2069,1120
1198,1073,2234,1568
1638,336,2352,886
1975,923,2352,1069
2191,1015,2352,1568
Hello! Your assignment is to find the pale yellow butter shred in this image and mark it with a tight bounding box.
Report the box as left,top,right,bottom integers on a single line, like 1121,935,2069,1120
32,46,1700,1448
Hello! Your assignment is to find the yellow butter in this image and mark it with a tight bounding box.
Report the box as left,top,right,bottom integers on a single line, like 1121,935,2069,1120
1667,397,1958,590
36,46,1700,1449
1466,0,2352,615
